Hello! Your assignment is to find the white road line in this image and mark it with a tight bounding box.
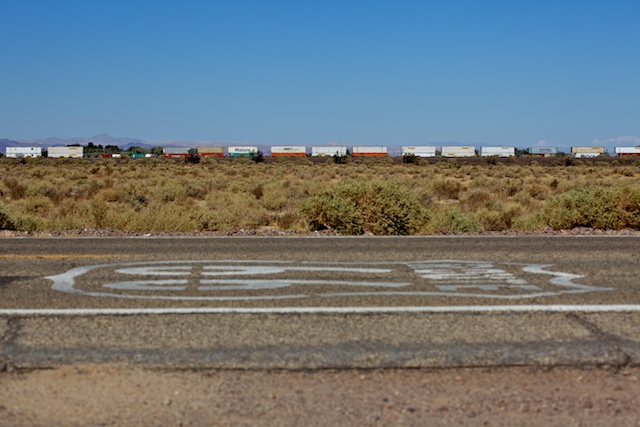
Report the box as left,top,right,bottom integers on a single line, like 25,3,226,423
1,305,640,316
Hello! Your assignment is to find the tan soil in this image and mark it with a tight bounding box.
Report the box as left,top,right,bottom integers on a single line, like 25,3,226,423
1,365,639,426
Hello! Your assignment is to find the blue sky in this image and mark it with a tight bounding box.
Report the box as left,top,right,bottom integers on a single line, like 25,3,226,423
2,0,639,149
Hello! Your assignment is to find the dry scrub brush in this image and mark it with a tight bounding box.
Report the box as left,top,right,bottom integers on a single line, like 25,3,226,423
1,157,639,234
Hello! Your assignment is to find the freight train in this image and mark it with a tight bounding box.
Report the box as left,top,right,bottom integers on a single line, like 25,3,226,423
4,144,639,159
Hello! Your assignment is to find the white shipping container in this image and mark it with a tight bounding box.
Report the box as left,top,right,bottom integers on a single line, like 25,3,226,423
614,146,640,155
528,147,558,155
228,146,258,156
352,146,387,156
163,147,190,156
270,146,306,156
311,146,347,157
480,146,515,157
196,146,225,156
48,146,84,158
441,146,476,157
401,146,437,157
6,147,42,158
571,146,604,155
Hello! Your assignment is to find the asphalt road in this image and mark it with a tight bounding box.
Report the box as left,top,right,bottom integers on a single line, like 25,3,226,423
1,236,639,370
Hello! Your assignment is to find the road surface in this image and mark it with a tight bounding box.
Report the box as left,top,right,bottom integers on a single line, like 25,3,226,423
1,236,639,370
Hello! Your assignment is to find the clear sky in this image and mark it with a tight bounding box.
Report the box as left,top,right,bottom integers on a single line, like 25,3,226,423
2,0,639,149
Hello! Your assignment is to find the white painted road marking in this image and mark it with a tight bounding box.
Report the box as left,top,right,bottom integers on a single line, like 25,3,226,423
43,259,612,302
1,305,640,316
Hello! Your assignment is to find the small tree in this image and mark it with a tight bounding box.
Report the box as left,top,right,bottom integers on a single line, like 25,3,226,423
186,148,200,164
146,146,163,157
333,153,348,164
252,150,264,163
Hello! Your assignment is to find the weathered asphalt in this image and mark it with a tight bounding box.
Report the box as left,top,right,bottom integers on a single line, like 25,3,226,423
1,236,639,370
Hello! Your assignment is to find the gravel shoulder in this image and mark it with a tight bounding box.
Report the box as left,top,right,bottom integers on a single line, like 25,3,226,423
1,365,639,426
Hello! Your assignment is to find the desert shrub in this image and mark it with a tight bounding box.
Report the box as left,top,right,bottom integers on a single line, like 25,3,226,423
499,178,522,197
0,202,15,230
116,183,148,208
432,178,461,200
35,182,66,204
525,182,549,200
275,210,306,230
299,180,428,235
544,186,640,230
428,207,480,233
90,198,109,228
462,189,493,210
511,213,547,231
250,184,264,199
618,186,640,229
136,204,200,232
11,215,39,231
21,196,53,216
261,182,289,210
197,192,269,231
3,177,27,199
472,202,522,231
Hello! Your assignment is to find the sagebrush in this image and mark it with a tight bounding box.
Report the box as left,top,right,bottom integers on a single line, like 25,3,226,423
1,157,639,234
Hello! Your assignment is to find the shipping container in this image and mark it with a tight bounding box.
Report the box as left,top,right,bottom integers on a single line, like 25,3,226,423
441,146,476,157
196,146,225,157
614,146,640,157
352,146,387,157
401,146,436,157
480,146,515,157
270,146,306,157
571,146,604,158
48,146,84,158
6,147,42,158
311,146,348,157
228,146,258,157
163,147,191,158
527,147,559,156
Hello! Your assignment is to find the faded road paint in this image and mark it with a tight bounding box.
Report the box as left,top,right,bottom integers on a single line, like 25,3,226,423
44,259,612,303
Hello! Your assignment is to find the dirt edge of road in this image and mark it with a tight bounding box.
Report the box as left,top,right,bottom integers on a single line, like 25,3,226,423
1,364,640,426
